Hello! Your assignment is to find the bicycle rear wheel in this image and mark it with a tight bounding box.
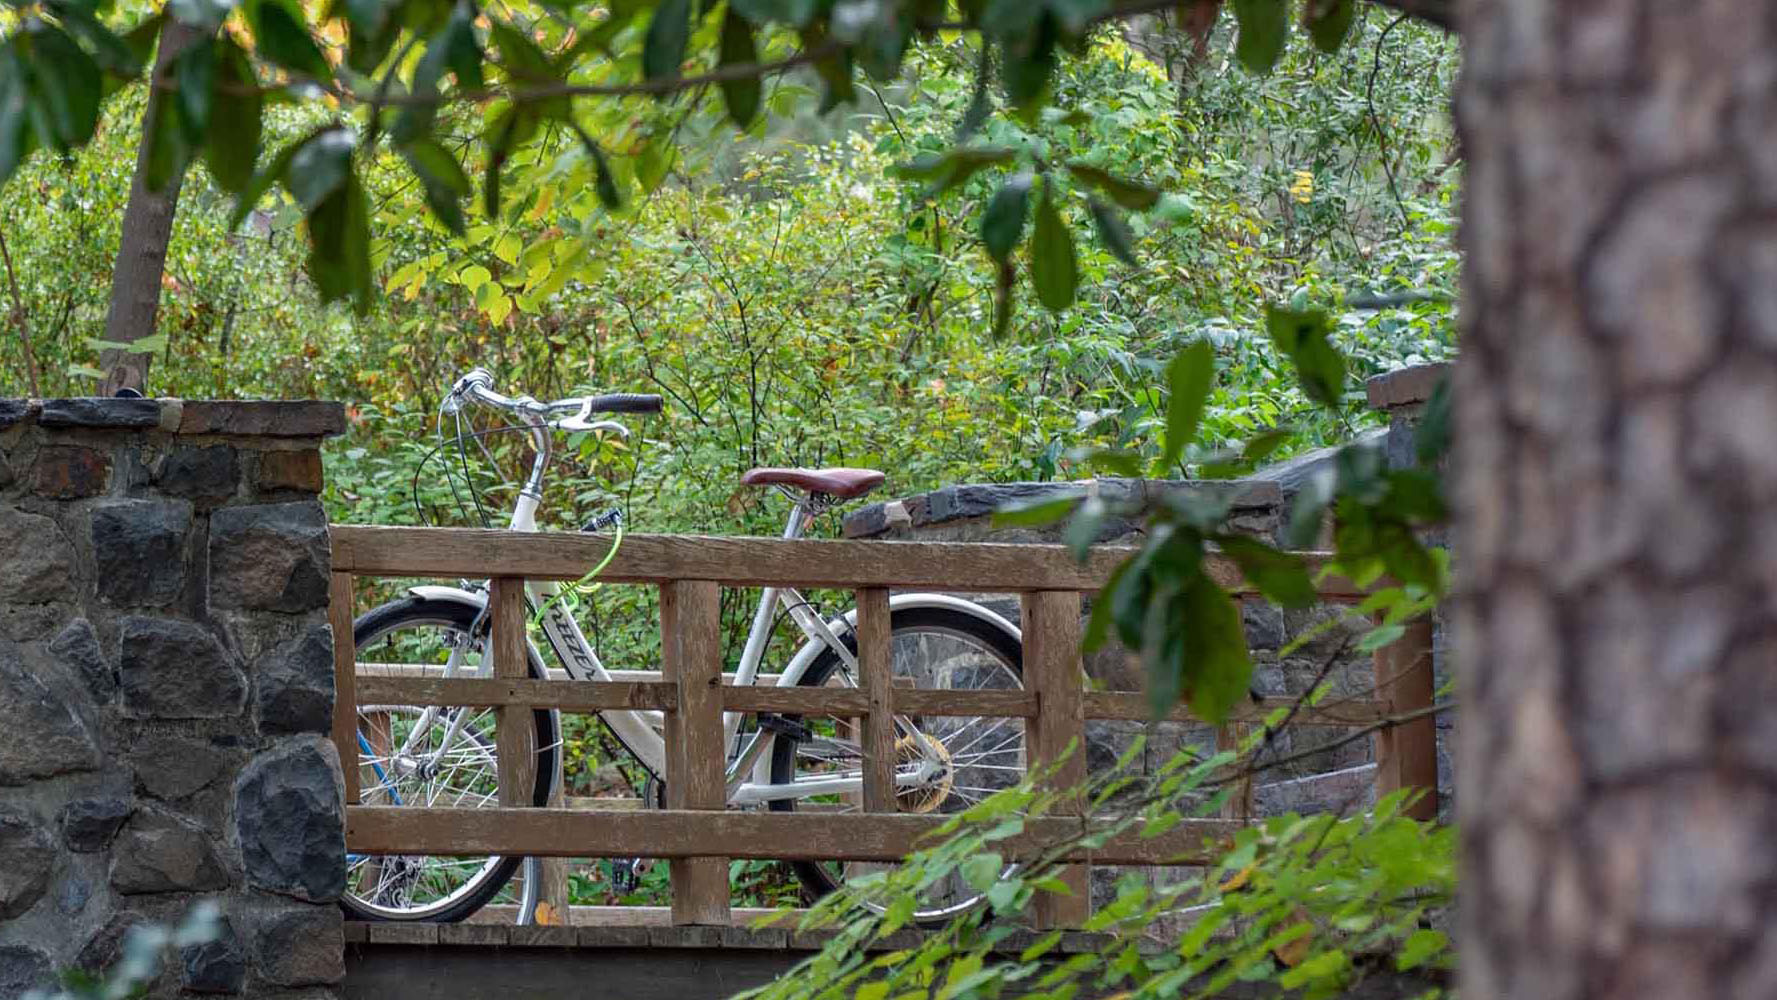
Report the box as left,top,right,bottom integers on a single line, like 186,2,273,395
342,595,559,922
768,606,1025,922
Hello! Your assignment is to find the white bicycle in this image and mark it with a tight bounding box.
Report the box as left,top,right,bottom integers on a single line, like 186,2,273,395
343,368,1028,923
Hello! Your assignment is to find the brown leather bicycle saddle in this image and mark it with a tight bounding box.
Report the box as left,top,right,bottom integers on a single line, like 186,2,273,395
740,467,886,500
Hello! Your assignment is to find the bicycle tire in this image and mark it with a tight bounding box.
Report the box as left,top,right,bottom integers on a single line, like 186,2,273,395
767,606,1024,922
341,595,559,923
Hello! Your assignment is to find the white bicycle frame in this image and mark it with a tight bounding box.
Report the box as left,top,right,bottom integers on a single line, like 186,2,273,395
396,373,1019,810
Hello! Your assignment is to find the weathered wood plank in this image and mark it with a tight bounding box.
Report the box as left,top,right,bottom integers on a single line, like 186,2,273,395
345,806,1241,865
354,676,678,712
719,685,1037,718
491,579,534,810
1373,615,1438,822
857,588,896,814
329,525,1365,599
1022,590,1090,928
662,580,730,925
1081,691,1391,727
329,572,359,805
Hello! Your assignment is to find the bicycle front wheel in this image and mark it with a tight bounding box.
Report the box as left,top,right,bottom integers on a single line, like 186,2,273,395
342,595,559,922
768,605,1025,923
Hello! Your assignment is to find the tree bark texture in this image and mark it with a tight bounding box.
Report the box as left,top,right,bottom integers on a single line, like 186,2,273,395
1458,1,1777,996
99,18,200,397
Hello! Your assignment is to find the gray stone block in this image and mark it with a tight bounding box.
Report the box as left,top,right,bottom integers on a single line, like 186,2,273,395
235,737,345,902
182,916,247,993
177,401,346,438
51,618,114,701
251,903,345,986
110,807,231,894
39,397,162,428
0,641,100,785
133,733,236,802
61,794,133,852
0,505,76,604
0,944,53,995
208,502,330,613
254,625,335,737
0,808,56,918
0,398,38,428
91,499,191,607
119,616,247,719
157,445,239,503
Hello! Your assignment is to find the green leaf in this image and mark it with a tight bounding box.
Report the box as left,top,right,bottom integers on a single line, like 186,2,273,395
642,0,692,81
490,21,555,82
1065,161,1160,211
205,39,261,194
0,53,34,188
992,493,1083,528
1415,375,1451,465
1304,0,1358,53
730,0,816,26
24,24,103,149
305,168,373,313
1231,0,1288,74
980,170,1031,263
1215,535,1315,608
285,127,353,211
246,0,332,80
1162,340,1213,468
1029,180,1077,312
999,15,1055,108
1063,495,1108,560
1276,949,1347,989
1396,929,1448,971
402,136,470,235
575,130,622,209
442,1,484,89
960,853,1002,894
1087,195,1137,265
891,145,1015,195
1265,304,1346,407
48,1,144,77
717,11,759,128
1175,573,1251,724
173,38,214,146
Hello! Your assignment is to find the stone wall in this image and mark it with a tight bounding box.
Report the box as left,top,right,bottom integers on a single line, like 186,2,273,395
0,398,348,998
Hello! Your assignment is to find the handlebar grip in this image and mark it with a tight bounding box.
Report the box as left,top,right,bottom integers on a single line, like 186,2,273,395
584,393,664,415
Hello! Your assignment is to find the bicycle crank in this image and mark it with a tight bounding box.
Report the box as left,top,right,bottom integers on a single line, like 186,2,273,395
894,732,954,814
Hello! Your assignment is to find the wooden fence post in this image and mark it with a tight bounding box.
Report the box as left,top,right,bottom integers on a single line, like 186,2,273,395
491,579,536,811
1023,590,1090,928
1372,615,1438,822
329,573,359,805
857,588,896,814
662,579,730,925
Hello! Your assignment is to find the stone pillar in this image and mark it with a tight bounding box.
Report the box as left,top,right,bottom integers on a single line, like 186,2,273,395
0,397,347,999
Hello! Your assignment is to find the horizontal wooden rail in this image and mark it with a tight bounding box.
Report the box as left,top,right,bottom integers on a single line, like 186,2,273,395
329,525,1364,599
346,806,1241,865
355,676,679,713
355,676,1383,728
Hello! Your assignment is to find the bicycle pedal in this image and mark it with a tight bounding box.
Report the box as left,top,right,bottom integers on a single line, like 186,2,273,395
757,713,812,742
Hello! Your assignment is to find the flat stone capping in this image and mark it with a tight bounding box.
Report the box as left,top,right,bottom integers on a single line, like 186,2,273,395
842,478,1280,539
1364,361,1451,412
0,398,346,437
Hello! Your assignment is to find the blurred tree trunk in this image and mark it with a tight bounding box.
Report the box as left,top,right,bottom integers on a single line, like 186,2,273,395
1458,0,1777,996
99,18,199,397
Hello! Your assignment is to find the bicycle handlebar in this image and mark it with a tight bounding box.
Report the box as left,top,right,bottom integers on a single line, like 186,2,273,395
445,368,663,421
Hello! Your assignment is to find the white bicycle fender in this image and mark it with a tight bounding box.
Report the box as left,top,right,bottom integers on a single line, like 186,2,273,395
405,584,488,608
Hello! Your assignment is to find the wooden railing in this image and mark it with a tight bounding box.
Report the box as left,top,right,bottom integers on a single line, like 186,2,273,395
328,525,1436,929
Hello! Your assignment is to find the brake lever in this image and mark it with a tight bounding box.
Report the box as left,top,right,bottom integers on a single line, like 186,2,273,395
556,415,631,437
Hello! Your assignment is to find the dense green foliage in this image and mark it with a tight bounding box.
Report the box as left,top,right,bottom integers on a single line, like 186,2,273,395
743,735,1454,999
0,1,1460,963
